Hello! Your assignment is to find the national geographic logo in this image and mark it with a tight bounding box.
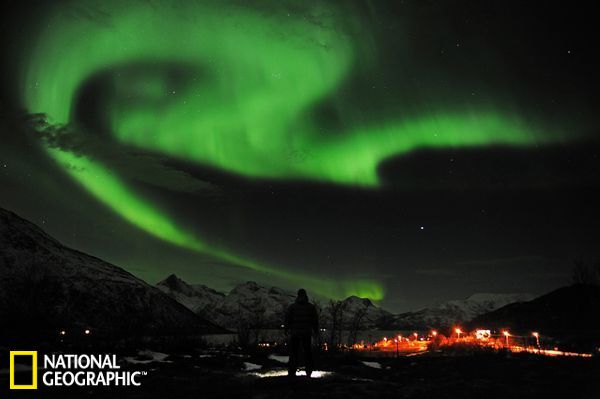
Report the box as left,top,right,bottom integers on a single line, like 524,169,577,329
10,351,38,389
7,351,147,389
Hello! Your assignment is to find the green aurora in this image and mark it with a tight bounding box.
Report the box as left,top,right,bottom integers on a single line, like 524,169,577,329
20,0,568,299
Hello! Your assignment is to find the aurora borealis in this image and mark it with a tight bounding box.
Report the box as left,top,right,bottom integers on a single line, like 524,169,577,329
23,1,562,185
1,0,599,310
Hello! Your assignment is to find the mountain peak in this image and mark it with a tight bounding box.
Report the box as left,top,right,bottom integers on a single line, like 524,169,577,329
344,295,374,307
163,273,182,285
157,274,197,296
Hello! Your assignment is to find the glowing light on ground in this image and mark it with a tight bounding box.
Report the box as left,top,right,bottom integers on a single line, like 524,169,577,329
250,369,333,379
349,329,594,358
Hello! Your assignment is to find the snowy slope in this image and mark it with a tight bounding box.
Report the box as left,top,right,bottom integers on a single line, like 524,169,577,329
391,293,534,330
158,277,392,329
158,278,295,328
0,207,222,340
157,273,534,331
157,274,225,315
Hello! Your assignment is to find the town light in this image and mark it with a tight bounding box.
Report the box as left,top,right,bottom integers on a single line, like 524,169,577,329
502,330,510,346
431,330,437,337
532,332,540,348
475,329,491,340
455,328,462,340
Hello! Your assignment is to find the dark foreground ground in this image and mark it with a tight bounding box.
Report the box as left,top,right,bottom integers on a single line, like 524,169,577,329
2,348,600,399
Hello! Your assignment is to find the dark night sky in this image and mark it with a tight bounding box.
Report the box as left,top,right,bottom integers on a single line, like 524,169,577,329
1,0,599,312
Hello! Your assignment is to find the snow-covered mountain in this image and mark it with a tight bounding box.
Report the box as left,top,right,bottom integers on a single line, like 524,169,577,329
470,285,600,338
440,293,534,321
158,277,295,328
0,207,222,341
157,276,392,329
157,274,225,316
390,293,534,330
0,205,536,341
340,295,392,329
157,275,534,331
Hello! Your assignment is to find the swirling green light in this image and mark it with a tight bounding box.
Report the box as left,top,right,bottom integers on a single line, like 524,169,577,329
46,147,381,299
21,0,563,300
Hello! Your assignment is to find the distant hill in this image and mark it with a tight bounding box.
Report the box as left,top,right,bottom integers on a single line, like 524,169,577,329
0,207,224,343
388,293,534,330
470,284,600,340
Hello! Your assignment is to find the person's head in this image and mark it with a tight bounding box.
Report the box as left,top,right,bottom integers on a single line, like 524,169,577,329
296,288,308,302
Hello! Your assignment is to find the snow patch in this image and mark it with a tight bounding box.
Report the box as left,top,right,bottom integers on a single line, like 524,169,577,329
124,350,172,364
251,369,332,378
243,362,262,371
268,354,289,363
361,361,382,369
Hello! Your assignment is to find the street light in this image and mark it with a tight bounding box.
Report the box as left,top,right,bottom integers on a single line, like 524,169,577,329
532,332,540,349
455,328,462,340
502,330,510,347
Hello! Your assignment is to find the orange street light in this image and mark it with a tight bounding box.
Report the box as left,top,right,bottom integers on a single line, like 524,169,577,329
532,332,540,348
431,330,438,339
455,328,462,340
502,330,510,347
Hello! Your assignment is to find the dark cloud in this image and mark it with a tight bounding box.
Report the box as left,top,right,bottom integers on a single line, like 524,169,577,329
27,113,221,196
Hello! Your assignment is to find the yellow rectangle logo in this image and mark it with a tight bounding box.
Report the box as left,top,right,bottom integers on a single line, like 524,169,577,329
9,351,38,390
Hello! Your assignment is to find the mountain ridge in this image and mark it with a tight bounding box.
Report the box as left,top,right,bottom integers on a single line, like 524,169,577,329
157,273,534,330
0,207,225,342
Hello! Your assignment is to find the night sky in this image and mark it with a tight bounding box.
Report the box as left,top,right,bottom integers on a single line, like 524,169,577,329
1,0,599,312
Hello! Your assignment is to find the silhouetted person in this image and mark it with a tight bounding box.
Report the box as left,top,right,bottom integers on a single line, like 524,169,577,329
284,288,318,377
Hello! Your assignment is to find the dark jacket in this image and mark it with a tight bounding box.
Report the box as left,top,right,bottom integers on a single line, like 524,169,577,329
284,295,318,335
